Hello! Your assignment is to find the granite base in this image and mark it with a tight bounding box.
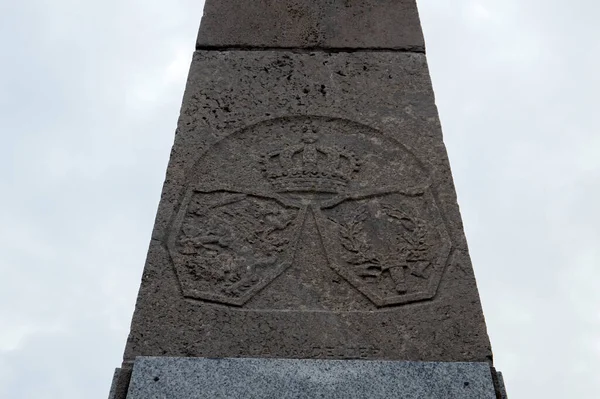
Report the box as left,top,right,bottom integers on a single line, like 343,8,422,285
114,357,504,399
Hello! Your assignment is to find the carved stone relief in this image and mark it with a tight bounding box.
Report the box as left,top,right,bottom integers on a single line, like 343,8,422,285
169,192,303,306
167,116,451,308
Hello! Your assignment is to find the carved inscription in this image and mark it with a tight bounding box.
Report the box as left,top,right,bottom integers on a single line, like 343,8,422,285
168,116,452,308
227,345,382,360
309,345,382,359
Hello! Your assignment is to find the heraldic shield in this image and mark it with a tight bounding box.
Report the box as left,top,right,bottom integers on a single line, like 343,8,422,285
167,116,452,307
168,191,304,306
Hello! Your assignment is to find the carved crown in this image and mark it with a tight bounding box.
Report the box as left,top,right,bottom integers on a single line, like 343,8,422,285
259,128,361,193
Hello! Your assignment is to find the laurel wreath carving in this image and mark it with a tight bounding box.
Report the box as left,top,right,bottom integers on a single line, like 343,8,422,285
336,204,432,280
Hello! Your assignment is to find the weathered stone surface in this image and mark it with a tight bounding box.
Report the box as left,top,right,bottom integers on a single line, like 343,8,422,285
197,0,425,51
108,367,132,399
122,50,491,365
497,371,508,399
107,369,119,399
127,357,497,399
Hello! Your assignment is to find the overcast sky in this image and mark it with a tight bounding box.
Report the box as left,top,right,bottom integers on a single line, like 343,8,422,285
1,0,599,398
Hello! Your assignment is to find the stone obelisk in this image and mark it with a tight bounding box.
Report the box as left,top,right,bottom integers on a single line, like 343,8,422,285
108,1,507,398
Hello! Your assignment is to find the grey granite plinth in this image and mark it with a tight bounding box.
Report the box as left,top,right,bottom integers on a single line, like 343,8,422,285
125,357,498,399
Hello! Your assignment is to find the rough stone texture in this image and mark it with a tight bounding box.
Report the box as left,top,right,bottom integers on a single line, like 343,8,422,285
107,367,132,399
127,357,497,399
107,369,119,399
197,0,425,51
497,372,508,399
120,50,492,365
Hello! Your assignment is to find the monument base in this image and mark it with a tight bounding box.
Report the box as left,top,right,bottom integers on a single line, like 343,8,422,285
110,357,506,399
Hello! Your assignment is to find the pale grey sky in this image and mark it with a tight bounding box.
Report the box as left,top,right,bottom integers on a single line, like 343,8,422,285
1,1,599,398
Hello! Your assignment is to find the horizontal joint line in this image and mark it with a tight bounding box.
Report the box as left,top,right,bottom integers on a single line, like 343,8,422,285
195,45,426,54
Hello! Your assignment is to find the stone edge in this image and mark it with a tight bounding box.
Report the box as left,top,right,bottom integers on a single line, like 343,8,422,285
108,366,133,399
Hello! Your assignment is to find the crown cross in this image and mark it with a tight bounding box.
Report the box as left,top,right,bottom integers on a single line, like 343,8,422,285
259,128,362,193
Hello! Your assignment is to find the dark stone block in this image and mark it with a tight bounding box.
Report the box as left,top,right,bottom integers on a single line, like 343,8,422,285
122,50,492,365
497,371,509,399
107,369,119,399
107,367,132,399
197,0,425,51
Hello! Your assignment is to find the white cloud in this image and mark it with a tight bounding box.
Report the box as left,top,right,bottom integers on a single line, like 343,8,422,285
465,1,492,23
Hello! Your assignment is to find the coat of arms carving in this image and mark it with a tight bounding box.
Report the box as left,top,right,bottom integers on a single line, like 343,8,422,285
167,117,452,308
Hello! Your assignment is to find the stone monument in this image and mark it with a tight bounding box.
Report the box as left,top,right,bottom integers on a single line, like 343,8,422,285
108,1,507,398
